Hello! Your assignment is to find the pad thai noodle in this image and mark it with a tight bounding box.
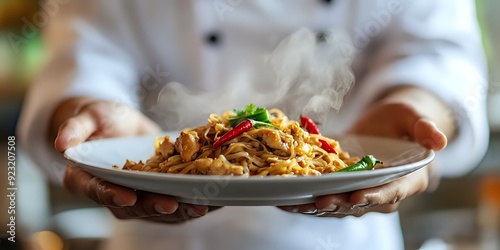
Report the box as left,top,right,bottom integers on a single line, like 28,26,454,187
118,104,381,176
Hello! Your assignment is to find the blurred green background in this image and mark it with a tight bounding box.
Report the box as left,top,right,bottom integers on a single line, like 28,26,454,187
0,0,42,137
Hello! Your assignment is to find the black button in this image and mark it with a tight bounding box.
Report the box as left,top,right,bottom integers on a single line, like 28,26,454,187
317,32,328,43
205,32,221,45
321,0,334,5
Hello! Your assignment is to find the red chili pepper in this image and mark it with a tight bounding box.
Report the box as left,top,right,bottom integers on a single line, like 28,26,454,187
213,119,253,148
300,116,337,154
319,140,337,154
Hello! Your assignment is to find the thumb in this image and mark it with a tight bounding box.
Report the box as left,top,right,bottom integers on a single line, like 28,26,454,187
54,111,98,152
413,118,447,151
135,117,162,135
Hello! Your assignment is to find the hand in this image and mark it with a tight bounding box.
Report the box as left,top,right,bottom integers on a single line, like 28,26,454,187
280,87,453,217
53,98,217,223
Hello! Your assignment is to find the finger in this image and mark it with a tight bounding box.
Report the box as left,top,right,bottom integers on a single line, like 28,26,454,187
348,167,428,208
139,205,219,223
142,215,188,224
136,118,162,135
110,202,200,221
314,193,401,217
55,111,99,152
114,192,179,218
297,203,319,214
314,193,352,213
115,205,211,224
397,107,447,150
152,194,182,215
285,195,400,217
277,206,299,213
315,203,401,218
413,118,447,151
185,204,210,217
64,165,137,207
111,195,211,219
315,167,428,212
349,102,420,138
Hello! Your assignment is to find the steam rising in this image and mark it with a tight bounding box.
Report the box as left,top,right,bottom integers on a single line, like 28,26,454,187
153,28,355,130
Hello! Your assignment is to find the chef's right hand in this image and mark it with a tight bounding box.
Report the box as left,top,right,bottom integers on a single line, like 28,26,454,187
52,97,214,223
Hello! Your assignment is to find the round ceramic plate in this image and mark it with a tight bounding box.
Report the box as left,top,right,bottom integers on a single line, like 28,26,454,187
64,132,434,206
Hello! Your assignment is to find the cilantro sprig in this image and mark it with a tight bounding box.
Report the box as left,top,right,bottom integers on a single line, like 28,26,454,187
229,103,273,128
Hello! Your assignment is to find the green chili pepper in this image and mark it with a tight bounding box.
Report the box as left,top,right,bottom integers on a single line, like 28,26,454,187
251,120,276,129
336,155,382,172
229,103,272,127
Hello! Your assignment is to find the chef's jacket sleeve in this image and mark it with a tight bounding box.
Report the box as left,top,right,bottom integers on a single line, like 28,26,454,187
353,0,489,177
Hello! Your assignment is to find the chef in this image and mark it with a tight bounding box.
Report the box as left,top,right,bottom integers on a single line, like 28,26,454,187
18,0,489,249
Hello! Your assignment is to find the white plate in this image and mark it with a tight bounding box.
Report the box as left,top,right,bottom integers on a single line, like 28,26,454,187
64,132,434,206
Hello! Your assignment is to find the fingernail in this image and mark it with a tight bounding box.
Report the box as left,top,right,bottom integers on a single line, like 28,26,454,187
352,199,370,208
424,119,437,127
191,205,207,211
322,204,337,212
282,206,299,213
155,204,173,214
187,207,202,218
191,205,208,215
302,207,318,214
112,196,127,207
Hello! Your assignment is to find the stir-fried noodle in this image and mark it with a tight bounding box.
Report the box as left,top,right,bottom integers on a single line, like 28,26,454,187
119,109,359,176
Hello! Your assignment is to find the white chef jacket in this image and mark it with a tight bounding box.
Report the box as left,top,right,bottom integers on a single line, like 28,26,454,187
17,0,489,249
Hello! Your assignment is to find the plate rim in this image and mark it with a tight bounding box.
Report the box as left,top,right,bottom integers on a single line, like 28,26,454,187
63,133,435,183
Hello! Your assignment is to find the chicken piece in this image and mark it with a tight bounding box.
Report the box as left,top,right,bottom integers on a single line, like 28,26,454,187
175,131,201,162
294,142,312,157
192,126,210,145
209,155,244,175
157,136,175,158
210,155,231,175
194,158,213,174
194,156,244,175
258,128,290,152
290,122,306,139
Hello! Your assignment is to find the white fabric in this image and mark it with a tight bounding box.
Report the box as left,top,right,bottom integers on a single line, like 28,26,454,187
17,0,488,249
102,207,403,250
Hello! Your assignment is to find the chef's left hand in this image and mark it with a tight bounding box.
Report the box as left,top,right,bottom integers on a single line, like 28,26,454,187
280,86,453,217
